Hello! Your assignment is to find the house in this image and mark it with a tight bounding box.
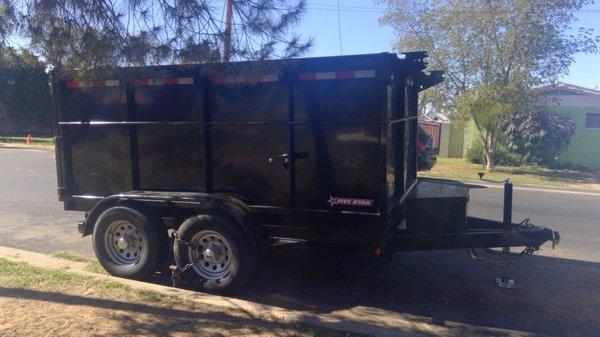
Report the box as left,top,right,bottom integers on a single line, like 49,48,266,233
537,82,600,168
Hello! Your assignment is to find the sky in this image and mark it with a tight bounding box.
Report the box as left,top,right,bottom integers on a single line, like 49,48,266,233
6,1,599,89
298,0,600,89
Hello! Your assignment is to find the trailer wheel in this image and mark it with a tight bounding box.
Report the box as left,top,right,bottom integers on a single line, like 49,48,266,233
92,206,168,279
173,214,256,294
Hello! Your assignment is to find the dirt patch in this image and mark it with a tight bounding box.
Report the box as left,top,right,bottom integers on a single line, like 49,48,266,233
0,258,357,337
0,287,333,337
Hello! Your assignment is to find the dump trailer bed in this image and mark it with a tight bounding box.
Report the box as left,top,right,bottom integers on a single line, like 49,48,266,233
52,52,559,293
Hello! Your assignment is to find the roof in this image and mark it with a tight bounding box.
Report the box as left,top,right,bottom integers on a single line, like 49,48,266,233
537,82,600,96
420,111,449,123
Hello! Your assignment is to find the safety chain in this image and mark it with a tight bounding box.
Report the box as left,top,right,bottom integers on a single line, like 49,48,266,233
168,209,230,287
466,245,540,267
169,230,200,288
466,218,558,267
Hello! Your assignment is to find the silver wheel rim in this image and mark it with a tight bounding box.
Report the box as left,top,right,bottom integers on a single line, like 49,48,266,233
188,230,233,281
103,220,144,266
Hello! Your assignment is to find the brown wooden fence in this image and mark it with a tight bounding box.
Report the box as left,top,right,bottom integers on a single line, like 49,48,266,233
418,121,441,149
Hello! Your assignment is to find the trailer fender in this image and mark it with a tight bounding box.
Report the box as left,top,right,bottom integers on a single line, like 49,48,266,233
81,196,153,237
82,193,264,251
181,197,264,252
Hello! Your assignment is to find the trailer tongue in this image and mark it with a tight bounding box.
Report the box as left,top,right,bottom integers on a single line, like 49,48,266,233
386,178,559,255
53,52,560,293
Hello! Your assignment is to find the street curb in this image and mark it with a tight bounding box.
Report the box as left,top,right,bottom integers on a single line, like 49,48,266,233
0,143,54,151
0,246,429,337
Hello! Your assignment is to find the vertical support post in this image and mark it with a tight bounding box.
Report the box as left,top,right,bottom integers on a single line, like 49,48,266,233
126,81,140,190
498,178,515,288
287,70,296,207
502,179,513,231
202,76,213,192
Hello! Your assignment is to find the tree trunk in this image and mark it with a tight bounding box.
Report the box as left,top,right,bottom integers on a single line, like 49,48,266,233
485,150,495,171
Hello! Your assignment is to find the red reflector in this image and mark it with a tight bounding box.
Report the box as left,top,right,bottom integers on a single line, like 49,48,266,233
163,77,179,85
335,71,354,79
298,72,317,81
133,78,149,86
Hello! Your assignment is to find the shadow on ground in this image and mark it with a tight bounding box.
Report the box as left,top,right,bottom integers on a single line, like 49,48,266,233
231,243,600,336
146,242,600,336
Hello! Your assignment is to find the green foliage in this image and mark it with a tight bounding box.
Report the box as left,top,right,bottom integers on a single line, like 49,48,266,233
466,138,520,167
465,140,485,164
0,48,52,135
506,107,577,166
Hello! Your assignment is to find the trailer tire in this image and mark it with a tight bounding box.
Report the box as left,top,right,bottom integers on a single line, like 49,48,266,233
173,214,256,294
92,206,168,279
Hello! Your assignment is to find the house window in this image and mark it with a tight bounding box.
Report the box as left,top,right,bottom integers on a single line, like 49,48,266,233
585,113,600,129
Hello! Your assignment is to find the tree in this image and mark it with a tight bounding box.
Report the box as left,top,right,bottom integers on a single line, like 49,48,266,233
0,0,16,46
16,0,312,72
380,0,598,169
457,84,517,170
0,48,52,135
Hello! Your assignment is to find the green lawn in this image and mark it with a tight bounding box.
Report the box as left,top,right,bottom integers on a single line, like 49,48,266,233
420,157,600,189
0,136,54,145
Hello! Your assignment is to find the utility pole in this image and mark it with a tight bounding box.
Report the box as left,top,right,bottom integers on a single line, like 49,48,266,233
223,0,233,62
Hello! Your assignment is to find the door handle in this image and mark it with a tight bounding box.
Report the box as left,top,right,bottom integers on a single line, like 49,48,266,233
268,152,309,169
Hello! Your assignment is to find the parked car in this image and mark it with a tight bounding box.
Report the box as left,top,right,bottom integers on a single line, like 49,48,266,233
418,126,437,170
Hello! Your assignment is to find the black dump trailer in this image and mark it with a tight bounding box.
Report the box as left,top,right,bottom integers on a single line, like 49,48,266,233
52,52,559,293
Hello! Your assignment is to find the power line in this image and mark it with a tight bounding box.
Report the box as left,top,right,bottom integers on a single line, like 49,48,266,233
305,2,600,14
336,0,343,55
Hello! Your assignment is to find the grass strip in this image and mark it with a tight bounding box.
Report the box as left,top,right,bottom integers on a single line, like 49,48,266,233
0,136,54,145
0,257,363,336
420,157,600,188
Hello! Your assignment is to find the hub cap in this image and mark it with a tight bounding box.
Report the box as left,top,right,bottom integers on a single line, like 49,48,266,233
188,230,233,281
104,220,144,265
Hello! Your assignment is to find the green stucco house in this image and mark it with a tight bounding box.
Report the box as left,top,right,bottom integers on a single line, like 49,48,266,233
539,83,600,168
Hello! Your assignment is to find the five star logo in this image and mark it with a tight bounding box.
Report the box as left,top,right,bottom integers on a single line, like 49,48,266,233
327,195,374,207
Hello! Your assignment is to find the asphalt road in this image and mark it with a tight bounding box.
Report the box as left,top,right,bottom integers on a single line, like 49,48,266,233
1,148,599,336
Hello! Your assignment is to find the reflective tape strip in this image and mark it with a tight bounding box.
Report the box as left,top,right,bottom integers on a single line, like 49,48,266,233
298,70,376,81
177,77,194,85
104,80,120,87
133,77,194,86
212,74,279,84
66,80,120,88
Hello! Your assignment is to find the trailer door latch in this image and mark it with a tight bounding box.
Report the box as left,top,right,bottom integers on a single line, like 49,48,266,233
268,153,290,169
